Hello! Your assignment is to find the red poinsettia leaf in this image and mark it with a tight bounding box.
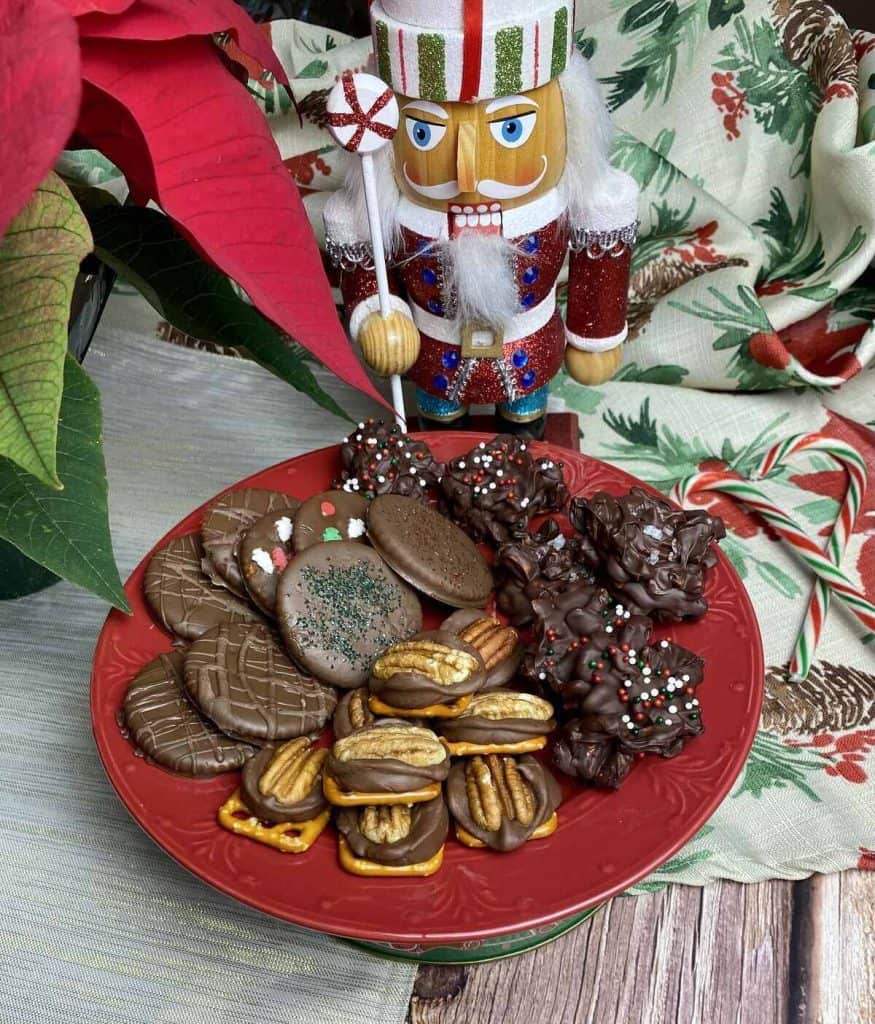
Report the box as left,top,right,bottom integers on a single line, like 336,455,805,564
65,0,135,14
76,0,287,85
0,0,81,237
77,37,383,406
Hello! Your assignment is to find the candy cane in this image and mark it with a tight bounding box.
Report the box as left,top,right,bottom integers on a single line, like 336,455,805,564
754,435,866,679
672,434,873,679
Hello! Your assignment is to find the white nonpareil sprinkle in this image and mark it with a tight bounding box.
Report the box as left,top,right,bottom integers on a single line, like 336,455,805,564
458,461,466,469
685,702,693,710
664,717,673,725
642,667,651,676
660,639,669,648
692,698,700,706
538,671,546,680
489,481,497,490
496,469,503,477
605,626,613,633
520,497,530,508
473,486,481,494
473,456,481,464
275,516,293,543
682,674,690,682
409,466,418,475
366,437,377,446
355,434,362,442
347,517,366,539
419,479,427,487
520,443,527,450
668,705,678,714
650,688,659,697
621,715,630,723
376,475,386,483
405,451,412,459
628,650,637,658
251,547,274,574
357,422,365,429
479,442,486,448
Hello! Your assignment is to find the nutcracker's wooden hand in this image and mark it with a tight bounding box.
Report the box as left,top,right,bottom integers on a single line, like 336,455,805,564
564,344,623,386
358,310,421,377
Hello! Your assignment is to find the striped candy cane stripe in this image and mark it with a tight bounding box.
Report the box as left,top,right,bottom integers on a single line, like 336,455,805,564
753,434,867,679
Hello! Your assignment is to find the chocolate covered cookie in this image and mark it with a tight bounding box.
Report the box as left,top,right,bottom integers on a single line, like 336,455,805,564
239,738,328,823
292,490,368,552
494,518,596,627
183,622,337,742
238,509,298,614
368,630,485,716
202,488,297,597
277,542,421,688
335,418,444,502
144,533,263,641
336,797,448,877
570,488,725,621
440,609,522,691
123,651,255,776
367,494,492,609
446,754,562,852
440,436,568,545
323,721,450,806
438,690,556,756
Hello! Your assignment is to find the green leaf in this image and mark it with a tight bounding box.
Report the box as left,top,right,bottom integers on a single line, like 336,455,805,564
708,0,745,30
86,205,350,422
791,284,838,303
620,0,676,34
0,172,92,487
298,59,329,79
0,356,128,611
755,559,802,599
613,362,689,385
797,497,840,525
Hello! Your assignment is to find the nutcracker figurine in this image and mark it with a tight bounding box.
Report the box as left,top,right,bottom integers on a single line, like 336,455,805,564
324,0,639,437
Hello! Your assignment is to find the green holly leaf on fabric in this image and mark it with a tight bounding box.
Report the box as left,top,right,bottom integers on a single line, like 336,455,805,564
0,356,128,611
734,731,827,802
612,362,690,385
0,172,92,488
298,59,329,79
708,0,745,30
86,204,350,422
619,0,677,34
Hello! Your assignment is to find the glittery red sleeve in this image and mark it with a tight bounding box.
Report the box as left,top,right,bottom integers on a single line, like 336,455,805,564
339,262,403,318
565,234,633,344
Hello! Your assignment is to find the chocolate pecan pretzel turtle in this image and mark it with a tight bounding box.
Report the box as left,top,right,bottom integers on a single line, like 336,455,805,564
367,630,486,717
446,754,562,852
323,721,450,806
336,796,449,877
438,690,556,756
440,609,522,691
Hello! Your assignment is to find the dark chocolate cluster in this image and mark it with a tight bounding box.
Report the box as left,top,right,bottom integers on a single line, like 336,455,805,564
335,418,444,502
493,518,596,627
570,487,725,621
440,435,568,545
521,579,705,789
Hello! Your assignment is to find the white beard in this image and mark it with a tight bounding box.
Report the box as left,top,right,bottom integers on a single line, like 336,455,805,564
433,232,519,331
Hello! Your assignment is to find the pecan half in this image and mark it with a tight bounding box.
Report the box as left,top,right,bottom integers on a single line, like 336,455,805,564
457,690,554,722
333,723,447,767
359,804,413,845
347,687,374,731
372,639,479,686
458,616,519,671
258,737,327,804
465,755,535,831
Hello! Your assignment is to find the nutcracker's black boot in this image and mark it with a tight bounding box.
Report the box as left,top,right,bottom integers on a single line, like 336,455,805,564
495,411,547,440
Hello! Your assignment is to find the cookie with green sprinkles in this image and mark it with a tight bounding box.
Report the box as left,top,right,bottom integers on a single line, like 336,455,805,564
276,541,422,688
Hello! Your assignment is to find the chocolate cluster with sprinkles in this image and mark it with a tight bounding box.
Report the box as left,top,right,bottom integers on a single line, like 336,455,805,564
335,418,444,502
440,435,568,545
494,518,597,627
570,487,725,621
521,579,705,789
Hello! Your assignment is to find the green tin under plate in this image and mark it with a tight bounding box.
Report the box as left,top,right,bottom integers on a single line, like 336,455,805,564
342,906,601,965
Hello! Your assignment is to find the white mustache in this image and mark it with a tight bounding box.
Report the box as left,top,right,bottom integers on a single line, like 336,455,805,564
403,156,547,201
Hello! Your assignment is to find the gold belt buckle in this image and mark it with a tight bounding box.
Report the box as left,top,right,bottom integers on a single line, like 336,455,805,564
460,320,505,359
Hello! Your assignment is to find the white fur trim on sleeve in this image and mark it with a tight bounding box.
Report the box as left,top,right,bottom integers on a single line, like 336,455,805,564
565,324,628,353
349,294,414,341
578,170,639,233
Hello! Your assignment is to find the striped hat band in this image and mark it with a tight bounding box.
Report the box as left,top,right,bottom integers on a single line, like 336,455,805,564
370,0,574,103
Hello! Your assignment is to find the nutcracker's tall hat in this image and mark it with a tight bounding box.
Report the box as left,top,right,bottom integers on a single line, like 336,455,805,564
370,0,575,101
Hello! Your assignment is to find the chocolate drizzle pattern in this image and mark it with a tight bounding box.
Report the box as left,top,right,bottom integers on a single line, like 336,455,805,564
183,622,337,741
144,533,263,641
440,436,568,545
123,650,255,776
335,418,444,501
570,488,725,621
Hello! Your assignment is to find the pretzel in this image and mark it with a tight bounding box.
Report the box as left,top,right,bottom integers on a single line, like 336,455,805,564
443,736,547,757
337,837,445,877
217,789,330,853
322,773,442,807
367,692,473,719
454,811,559,849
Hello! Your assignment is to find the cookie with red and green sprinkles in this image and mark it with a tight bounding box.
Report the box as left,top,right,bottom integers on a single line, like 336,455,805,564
238,508,300,615
293,490,369,552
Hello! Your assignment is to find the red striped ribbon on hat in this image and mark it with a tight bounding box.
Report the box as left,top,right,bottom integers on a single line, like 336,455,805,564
461,0,484,102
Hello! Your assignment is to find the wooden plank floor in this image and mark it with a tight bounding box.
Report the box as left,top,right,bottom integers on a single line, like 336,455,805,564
408,872,875,1024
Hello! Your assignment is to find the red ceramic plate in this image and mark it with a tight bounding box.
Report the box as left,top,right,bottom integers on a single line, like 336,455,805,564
91,433,763,946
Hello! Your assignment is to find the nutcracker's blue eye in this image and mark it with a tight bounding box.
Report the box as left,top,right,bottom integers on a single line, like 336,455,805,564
405,117,446,151
489,111,536,149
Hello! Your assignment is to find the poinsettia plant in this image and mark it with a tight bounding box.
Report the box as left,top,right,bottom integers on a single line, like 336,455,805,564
0,0,382,610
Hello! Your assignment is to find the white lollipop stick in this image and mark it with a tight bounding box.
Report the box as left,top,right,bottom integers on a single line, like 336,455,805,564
326,71,407,429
